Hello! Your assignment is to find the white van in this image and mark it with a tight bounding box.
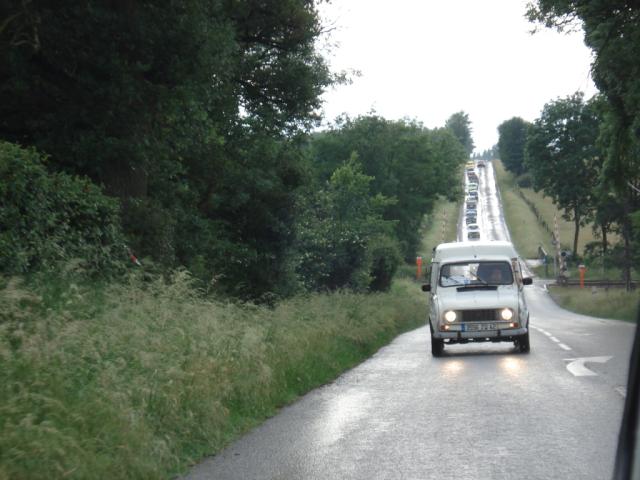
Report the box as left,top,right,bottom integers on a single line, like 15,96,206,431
422,241,532,356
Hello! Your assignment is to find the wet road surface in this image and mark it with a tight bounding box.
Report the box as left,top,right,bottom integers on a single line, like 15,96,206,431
184,160,634,480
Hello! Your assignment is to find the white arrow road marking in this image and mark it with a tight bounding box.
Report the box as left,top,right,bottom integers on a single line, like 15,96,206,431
615,386,627,398
564,356,613,377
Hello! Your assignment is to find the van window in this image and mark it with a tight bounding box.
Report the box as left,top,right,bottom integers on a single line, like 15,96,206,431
430,262,439,288
439,261,514,287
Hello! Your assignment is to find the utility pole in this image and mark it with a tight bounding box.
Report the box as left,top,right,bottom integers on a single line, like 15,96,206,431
553,213,560,279
442,208,447,243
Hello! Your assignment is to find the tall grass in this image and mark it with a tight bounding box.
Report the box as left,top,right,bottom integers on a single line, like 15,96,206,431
0,271,424,479
548,285,639,322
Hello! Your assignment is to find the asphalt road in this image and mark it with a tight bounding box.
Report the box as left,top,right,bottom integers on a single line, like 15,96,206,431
184,160,635,480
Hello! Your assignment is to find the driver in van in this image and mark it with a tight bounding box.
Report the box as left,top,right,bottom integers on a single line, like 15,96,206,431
483,265,505,284
487,265,504,284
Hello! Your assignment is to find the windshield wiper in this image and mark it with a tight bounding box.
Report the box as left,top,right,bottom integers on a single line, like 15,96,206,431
456,284,498,292
440,275,465,286
467,270,488,286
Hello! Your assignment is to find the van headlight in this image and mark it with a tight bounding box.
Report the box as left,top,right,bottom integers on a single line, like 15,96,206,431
500,308,514,321
444,310,457,323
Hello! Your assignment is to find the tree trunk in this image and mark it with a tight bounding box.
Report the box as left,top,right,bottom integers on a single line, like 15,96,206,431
573,206,580,258
601,224,608,254
622,201,632,292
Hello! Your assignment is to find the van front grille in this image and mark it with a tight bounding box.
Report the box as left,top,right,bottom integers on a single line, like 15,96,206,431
461,309,497,322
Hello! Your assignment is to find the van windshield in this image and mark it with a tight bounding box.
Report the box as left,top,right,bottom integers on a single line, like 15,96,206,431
439,261,513,287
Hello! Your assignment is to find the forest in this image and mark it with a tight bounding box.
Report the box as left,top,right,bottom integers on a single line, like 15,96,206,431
0,1,469,300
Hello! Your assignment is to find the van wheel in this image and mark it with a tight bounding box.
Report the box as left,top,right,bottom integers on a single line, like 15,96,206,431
431,328,444,357
516,329,530,353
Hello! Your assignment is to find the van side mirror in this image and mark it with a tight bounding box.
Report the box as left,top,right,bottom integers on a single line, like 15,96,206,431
421,284,431,292
522,277,533,286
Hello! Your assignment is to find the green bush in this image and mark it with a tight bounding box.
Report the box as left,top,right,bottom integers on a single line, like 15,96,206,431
516,173,533,188
367,235,402,291
0,141,125,275
295,158,399,292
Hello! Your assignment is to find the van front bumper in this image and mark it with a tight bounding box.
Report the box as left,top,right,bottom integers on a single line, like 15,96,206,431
433,326,527,340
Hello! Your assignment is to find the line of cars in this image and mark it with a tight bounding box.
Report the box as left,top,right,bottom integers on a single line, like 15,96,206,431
464,161,481,241
422,158,532,356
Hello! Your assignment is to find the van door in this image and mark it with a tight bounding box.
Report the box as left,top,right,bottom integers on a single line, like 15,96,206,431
429,262,439,330
513,258,529,325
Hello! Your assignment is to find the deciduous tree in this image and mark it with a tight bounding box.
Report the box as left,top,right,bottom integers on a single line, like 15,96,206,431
498,117,530,175
445,111,475,156
524,92,602,255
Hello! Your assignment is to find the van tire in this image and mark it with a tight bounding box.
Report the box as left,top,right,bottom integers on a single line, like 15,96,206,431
430,326,444,356
516,329,530,353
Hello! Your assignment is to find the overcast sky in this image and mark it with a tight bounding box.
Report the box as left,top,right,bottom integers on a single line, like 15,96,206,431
316,0,598,153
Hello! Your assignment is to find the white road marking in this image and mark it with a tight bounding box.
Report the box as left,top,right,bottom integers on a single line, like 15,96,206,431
615,386,627,398
532,326,573,351
564,356,613,377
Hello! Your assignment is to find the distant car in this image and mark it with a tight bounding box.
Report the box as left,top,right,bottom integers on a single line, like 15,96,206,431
467,223,479,231
467,231,481,240
477,160,486,168
468,191,478,199
465,215,476,224
465,208,477,217
466,201,477,210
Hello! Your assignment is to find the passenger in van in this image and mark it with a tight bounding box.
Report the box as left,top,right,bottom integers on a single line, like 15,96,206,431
478,263,510,284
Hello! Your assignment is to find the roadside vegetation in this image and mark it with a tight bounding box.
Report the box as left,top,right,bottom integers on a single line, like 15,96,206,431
496,1,640,320
419,197,461,256
0,269,424,479
493,160,553,259
0,5,475,478
547,286,639,322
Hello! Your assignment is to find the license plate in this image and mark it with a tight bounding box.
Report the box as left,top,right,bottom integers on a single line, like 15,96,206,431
464,323,496,332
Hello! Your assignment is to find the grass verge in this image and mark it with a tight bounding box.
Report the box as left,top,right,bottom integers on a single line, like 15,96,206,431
1,269,425,479
419,196,460,257
493,160,552,259
494,159,638,321
547,285,639,322
396,196,460,281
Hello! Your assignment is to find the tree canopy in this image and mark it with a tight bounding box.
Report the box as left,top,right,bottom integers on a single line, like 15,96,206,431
0,0,335,298
498,117,530,175
309,116,466,260
527,0,640,285
445,111,475,156
524,92,602,254
0,2,471,299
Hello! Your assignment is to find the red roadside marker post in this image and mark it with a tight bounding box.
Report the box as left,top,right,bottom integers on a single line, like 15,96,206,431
416,256,423,280
579,264,586,289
